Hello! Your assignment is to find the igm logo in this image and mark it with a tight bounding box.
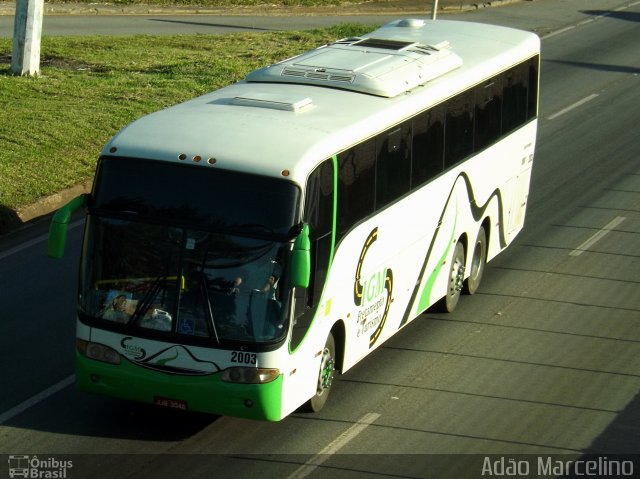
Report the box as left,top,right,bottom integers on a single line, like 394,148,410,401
353,227,393,348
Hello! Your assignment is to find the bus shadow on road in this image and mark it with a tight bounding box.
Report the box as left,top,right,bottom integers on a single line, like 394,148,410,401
542,59,640,75
559,389,640,477
582,388,640,455
581,10,640,23
0,205,22,236
4,385,219,442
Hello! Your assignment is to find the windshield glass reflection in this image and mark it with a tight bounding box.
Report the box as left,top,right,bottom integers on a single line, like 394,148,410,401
80,217,291,344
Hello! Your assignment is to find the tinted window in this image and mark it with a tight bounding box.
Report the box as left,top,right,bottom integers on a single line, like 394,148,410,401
337,139,376,236
376,121,412,208
93,157,300,237
412,106,445,188
332,56,540,233
527,56,539,120
304,160,334,305
475,77,503,151
502,63,528,133
445,89,474,166
305,160,334,239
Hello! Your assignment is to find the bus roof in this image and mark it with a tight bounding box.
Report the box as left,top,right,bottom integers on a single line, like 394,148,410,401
103,19,540,185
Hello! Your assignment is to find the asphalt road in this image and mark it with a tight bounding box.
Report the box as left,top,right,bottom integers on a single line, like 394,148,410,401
1,1,639,478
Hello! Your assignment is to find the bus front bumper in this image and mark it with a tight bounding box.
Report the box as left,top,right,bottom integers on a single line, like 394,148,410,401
75,352,284,421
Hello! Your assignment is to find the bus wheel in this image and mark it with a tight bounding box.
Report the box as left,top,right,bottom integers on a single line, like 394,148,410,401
304,333,336,413
464,227,487,295
437,241,465,313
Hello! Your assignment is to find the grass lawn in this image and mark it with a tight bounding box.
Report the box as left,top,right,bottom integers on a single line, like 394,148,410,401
0,24,374,222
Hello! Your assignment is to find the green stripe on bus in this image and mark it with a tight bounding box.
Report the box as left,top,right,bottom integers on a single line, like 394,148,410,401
416,210,458,313
330,154,338,265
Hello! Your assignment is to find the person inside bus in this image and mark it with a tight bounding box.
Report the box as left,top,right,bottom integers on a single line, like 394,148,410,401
260,274,278,300
211,276,243,324
259,272,285,336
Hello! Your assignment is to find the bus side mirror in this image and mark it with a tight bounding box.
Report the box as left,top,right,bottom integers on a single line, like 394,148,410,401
48,194,88,259
290,224,311,288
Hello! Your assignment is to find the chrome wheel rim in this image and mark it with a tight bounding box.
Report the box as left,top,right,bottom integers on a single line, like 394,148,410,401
317,347,335,394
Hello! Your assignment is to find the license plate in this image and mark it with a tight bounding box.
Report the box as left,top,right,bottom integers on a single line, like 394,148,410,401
154,396,188,410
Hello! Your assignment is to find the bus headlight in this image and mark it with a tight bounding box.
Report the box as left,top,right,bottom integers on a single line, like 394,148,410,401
76,339,121,365
221,367,279,384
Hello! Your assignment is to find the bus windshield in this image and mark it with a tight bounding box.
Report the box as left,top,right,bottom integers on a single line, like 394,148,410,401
91,157,299,237
79,157,300,346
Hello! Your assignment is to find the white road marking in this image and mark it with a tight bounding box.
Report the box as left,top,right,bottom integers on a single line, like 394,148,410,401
0,375,75,425
542,2,640,40
569,216,626,257
287,412,381,479
547,94,599,120
542,24,577,40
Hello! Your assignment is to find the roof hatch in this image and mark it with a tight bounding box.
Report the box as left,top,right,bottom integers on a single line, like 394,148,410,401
231,92,313,112
245,20,463,98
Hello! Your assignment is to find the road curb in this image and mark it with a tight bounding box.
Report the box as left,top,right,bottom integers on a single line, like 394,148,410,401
0,181,92,236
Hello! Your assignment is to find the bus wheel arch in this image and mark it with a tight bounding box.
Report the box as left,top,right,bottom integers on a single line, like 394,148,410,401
330,320,346,374
464,220,489,295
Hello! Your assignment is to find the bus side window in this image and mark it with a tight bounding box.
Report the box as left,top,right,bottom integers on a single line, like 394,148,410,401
502,62,528,133
445,89,474,167
376,120,412,208
291,159,334,349
337,139,376,240
412,106,445,188
527,56,539,120
474,77,503,151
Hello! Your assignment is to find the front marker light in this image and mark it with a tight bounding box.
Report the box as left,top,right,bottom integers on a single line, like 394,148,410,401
76,339,121,365
221,367,279,384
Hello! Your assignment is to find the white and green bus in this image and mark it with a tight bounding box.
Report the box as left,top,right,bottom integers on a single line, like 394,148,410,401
49,18,539,421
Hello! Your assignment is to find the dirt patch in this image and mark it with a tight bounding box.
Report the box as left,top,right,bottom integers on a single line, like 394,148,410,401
41,55,94,71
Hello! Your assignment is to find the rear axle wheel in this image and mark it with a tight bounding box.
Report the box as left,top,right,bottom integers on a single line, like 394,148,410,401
436,240,466,313
464,227,487,295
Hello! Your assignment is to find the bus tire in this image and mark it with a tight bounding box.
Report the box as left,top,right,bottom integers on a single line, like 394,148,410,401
435,240,465,313
303,333,336,413
464,226,487,295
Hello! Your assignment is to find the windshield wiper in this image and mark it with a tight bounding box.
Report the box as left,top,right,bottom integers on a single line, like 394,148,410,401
199,273,220,345
195,242,222,344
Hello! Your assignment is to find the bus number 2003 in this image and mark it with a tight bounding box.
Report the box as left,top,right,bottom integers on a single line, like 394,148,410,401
231,351,257,365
